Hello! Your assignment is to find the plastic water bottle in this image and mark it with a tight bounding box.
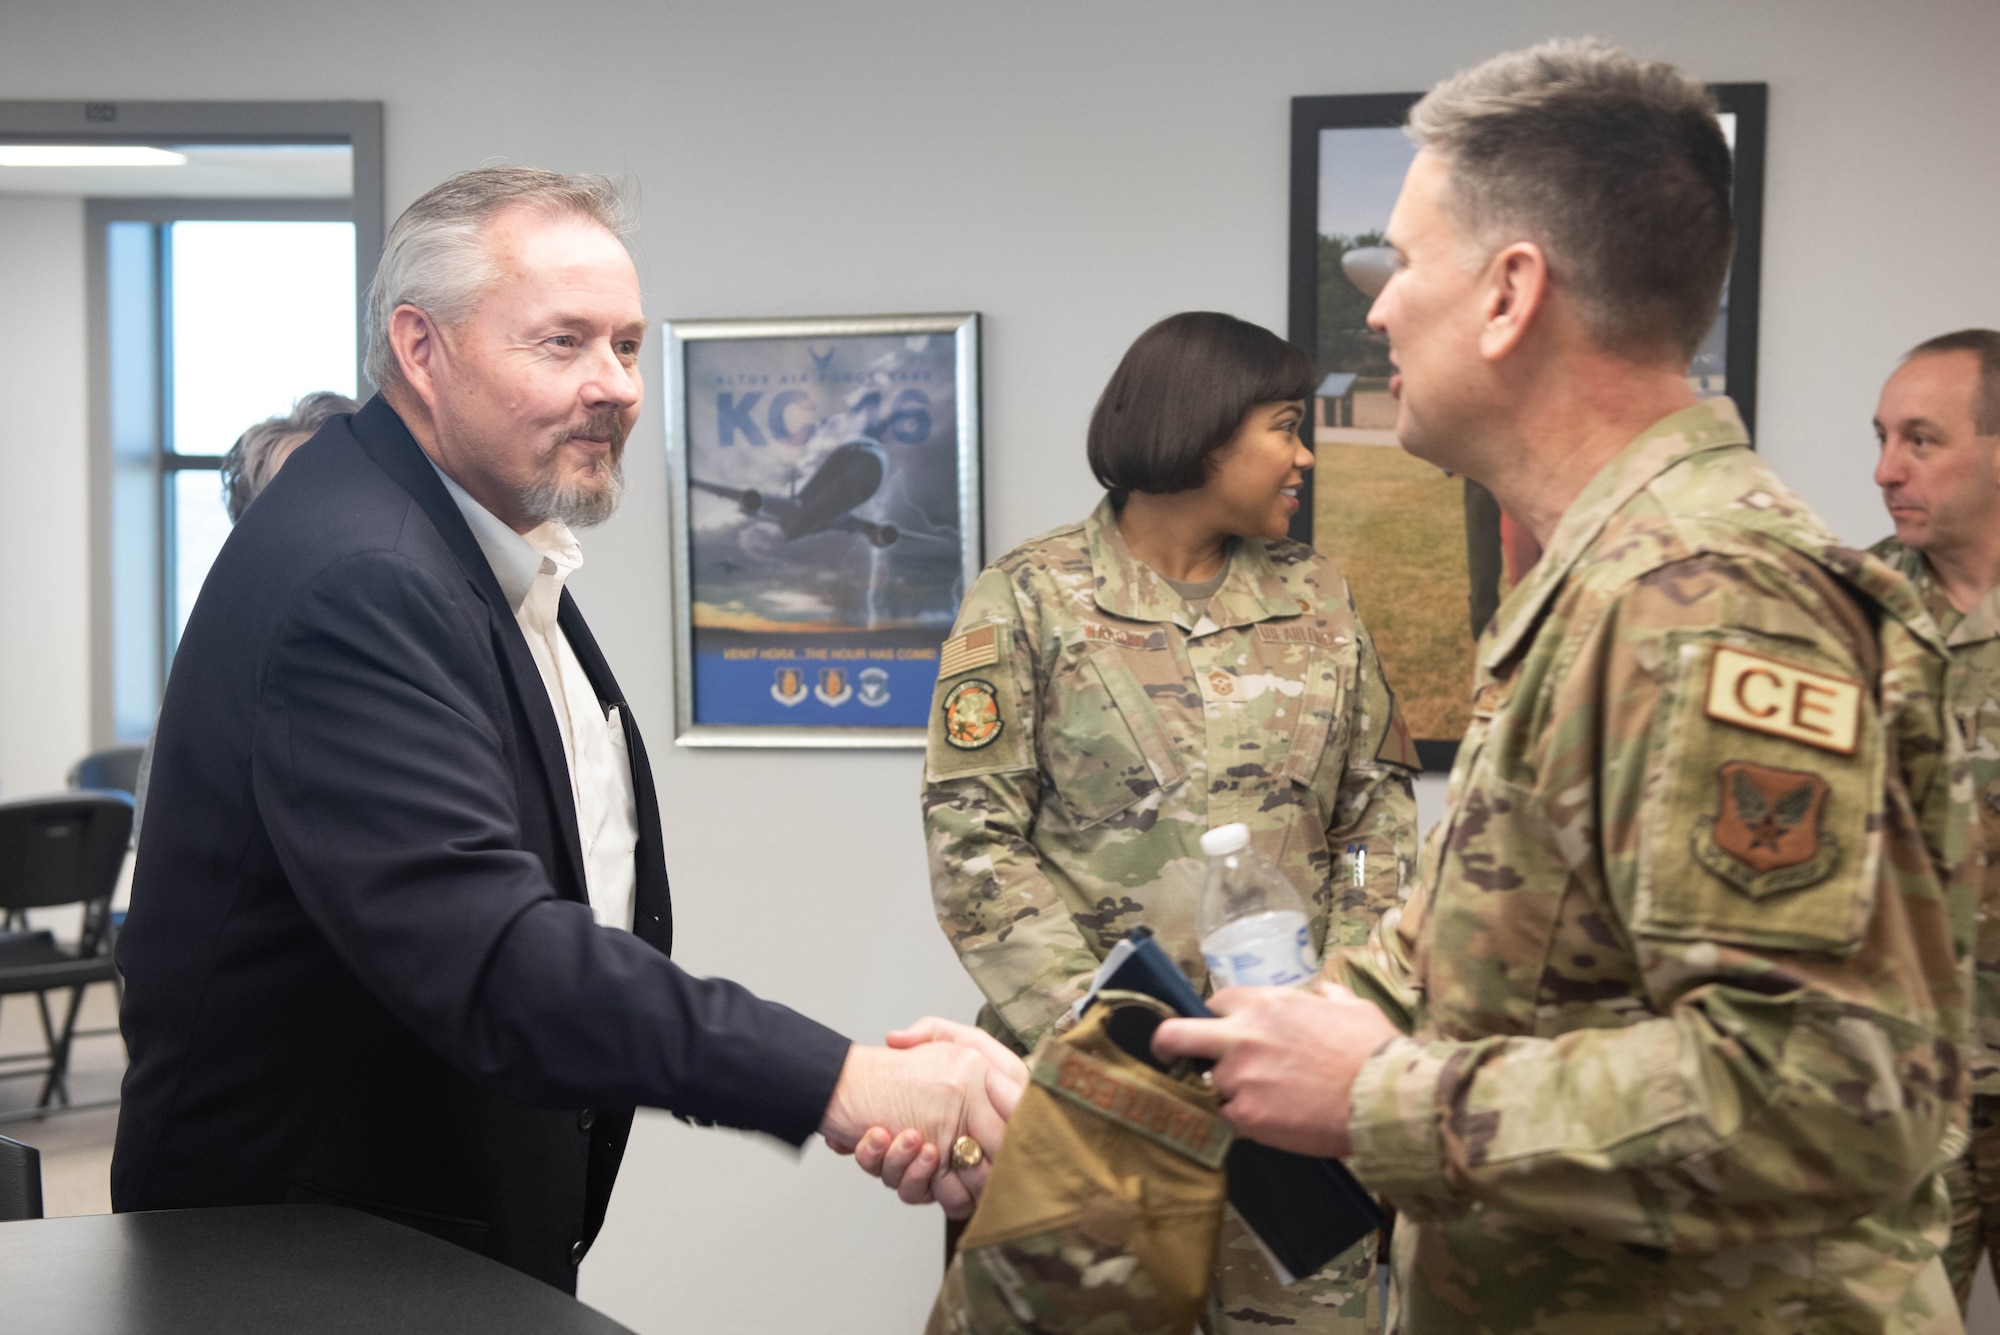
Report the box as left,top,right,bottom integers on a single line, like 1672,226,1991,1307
1197,823,1317,989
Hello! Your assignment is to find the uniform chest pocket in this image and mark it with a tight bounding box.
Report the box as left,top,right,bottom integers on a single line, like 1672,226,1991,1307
1272,644,1353,788
1043,645,1190,829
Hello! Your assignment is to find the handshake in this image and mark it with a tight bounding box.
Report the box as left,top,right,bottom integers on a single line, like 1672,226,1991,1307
818,1018,1029,1219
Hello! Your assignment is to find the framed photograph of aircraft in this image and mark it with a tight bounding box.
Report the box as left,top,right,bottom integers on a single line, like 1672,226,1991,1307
662,312,982,747
1286,85,1764,771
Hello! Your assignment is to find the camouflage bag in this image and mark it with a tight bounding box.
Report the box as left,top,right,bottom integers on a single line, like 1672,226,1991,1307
926,992,1232,1335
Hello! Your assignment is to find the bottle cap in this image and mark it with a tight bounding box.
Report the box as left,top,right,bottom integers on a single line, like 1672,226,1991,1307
1199,823,1250,857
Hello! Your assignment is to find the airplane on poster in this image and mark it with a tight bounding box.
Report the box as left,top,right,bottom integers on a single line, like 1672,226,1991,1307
691,437,902,548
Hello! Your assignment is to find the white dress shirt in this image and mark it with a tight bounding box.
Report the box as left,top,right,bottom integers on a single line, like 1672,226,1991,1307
433,465,640,931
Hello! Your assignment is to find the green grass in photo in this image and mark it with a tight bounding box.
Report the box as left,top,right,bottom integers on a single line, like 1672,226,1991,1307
1313,443,1475,745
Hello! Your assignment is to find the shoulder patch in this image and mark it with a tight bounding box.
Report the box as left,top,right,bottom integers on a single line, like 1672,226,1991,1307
1693,762,1839,896
1376,692,1422,772
940,625,1001,678
941,679,1004,750
1703,645,1862,755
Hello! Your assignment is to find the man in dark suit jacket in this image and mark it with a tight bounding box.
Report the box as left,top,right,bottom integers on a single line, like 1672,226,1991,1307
112,167,1014,1293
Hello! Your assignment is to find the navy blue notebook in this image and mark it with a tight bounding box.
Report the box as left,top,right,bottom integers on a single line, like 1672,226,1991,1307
1079,927,1385,1284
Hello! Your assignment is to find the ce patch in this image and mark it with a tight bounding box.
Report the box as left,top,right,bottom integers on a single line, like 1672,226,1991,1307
1704,646,1862,755
941,679,1004,750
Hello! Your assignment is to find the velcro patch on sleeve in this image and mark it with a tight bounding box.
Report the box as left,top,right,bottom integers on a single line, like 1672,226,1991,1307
1633,631,1880,956
927,621,1032,780
1704,646,1862,755
939,625,1000,678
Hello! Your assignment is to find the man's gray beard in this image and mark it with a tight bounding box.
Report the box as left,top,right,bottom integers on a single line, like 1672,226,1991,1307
521,455,625,528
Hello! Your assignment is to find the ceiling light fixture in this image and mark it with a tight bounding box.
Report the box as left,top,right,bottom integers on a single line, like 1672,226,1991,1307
0,146,189,167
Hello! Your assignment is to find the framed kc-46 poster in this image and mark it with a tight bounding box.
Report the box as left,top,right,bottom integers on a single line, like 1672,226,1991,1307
663,312,982,747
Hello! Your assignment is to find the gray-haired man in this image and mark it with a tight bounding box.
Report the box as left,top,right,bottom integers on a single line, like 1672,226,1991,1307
114,167,1020,1291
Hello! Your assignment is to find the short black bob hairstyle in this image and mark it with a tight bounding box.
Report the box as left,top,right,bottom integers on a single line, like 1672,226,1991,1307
1087,311,1317,503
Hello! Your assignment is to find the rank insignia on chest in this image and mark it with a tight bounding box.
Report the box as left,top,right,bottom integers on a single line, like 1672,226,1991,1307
1693,761,1839,897
942,679,1004,750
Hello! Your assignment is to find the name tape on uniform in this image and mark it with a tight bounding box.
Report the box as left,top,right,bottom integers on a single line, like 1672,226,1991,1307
939,625,999,678
1080,622,1167,652
1255,623,1345,649
1704,645,1862,756
1029,1047,1232,1168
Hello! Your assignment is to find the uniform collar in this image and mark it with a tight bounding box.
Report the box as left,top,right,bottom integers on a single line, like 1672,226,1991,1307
1480,398,1751,679
1879,538,2000,648
1084,496,1303,631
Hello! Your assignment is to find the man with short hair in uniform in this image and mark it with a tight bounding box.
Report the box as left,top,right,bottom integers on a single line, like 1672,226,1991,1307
1155,40,1975,1334
1872,329,2000,1311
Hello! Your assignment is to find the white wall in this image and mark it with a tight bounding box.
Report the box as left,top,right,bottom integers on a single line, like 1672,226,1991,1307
0,196,91,800
3,1,1999,1330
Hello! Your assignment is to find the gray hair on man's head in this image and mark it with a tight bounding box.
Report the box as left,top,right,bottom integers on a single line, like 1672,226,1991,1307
363,165,635,392
1408,38,1734,362
220,390,360,521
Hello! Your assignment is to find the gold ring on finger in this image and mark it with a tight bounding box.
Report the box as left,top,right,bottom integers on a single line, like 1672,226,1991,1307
950,1135,985,1171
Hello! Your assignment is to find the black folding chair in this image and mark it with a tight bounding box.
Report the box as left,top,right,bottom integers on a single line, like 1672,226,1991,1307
66,745,146,798
0,794,133,1119
64,740,146,992
0,1133,44,1219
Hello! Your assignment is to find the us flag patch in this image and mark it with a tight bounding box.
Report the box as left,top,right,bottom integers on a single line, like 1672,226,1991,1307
939,625,1000,678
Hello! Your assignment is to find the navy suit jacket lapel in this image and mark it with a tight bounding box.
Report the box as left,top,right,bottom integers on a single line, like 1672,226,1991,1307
558,594,674,956
347,395,591,906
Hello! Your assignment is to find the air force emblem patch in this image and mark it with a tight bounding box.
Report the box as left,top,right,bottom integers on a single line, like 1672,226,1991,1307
942,679,1003,750
1693,761,1839,897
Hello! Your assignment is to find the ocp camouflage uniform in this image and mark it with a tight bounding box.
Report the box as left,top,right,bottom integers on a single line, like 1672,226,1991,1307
1332,400,1975,1334
1876,536,2000,1310
925,497,1420,1333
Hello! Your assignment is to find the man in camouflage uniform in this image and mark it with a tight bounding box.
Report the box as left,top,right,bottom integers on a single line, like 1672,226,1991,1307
1871,330,2000,1309
923,493,1418,1331
1156,40,1974,1334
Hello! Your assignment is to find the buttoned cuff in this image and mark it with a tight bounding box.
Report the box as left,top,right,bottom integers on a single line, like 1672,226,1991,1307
1345,1034,1460,1219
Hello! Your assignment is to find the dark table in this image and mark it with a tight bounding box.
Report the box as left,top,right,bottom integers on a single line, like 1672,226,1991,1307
0,1205,639,1334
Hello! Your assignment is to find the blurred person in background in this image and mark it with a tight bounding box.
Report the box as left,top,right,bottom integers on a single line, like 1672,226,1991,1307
219,391,360,521
1870,328,2000,1313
